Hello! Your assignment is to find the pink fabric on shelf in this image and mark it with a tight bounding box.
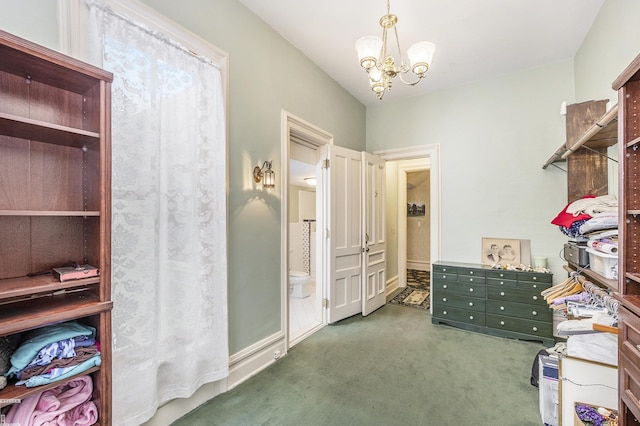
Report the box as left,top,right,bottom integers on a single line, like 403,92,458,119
4,375,96,426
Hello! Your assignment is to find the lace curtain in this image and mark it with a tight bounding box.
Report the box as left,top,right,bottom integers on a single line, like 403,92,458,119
85,2,228,424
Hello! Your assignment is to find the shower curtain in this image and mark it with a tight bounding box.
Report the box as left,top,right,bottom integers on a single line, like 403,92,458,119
85,2,228,424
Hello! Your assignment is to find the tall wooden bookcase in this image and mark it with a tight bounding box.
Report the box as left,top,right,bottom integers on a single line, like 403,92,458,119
0,30,112,424
613,52,640,425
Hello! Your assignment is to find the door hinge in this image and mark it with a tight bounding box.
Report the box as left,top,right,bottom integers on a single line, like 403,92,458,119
325,229,330,239
322,298,328,308
323,159,330,169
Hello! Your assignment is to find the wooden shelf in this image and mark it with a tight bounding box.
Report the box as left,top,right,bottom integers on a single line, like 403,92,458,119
0,210,100,216
564,264,618,292
0,366,101,408
0,292,112,337
0,30,112,94
0,112,100,148
0,274,101,302
542,103,618,169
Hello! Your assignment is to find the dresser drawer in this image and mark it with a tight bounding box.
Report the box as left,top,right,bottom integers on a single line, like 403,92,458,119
434,280,485,297
486,270,518,281
486,314,552,337
433,306,485,325
433,293,485,312
432,272,458,282
516,280,551,291
486,300,551,321
517,272,552,284
620,351,640,421
458,275,486,285
433,264,458,274
486,277,517,288
619,306,640,367
486,286,545,305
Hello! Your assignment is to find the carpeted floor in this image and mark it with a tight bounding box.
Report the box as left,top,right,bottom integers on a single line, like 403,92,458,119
388,269,430,310
172,303,544,426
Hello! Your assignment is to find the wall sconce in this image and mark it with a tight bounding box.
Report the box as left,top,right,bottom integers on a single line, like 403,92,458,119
304,177,317,187
253,160,275,188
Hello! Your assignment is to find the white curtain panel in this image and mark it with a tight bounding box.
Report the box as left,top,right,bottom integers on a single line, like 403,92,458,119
86,2,229,424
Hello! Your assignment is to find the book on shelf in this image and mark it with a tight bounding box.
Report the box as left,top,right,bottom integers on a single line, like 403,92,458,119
52,265,100,282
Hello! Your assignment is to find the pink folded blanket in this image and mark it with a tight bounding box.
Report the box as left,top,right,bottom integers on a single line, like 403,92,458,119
4,375,98,425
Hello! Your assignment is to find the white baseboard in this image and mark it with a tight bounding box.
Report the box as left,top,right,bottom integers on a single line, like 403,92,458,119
407,260,430,271
386,275,399,297
144,331,286,425
227,331,287,390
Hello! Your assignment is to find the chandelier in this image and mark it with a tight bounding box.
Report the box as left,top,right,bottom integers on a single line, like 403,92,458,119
355,0,435,100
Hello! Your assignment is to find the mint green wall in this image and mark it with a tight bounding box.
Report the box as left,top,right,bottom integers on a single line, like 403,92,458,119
0,0,366,355
367,61,574,281
574,0,640,102
0,0,58,49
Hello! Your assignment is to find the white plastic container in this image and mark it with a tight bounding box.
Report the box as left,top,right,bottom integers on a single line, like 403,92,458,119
586,248,618,279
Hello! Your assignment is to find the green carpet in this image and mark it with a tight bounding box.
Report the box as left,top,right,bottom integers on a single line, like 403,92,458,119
172,304,545,426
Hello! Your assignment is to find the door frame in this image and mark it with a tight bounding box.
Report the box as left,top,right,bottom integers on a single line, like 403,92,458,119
281,110,333,351
374,145,441,313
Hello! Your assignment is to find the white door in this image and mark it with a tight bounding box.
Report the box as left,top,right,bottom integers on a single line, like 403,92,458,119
323,145,363,323
362,152,386,316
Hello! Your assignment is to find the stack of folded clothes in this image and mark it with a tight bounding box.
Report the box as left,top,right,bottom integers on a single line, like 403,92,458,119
5,321,101,388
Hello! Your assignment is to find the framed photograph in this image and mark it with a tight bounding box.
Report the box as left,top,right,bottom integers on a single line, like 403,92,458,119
482,237,521,266
407,202,426,217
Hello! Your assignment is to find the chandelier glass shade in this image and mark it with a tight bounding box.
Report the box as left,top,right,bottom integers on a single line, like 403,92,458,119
355,1,435,100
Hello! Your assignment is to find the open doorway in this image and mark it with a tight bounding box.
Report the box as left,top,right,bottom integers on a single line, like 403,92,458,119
281,111,332,349
375,146,441,311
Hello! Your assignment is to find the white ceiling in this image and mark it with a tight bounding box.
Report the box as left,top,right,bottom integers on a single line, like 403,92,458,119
238,0,605,106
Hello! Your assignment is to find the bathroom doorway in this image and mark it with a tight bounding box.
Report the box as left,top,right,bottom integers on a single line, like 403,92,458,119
281,111,332,349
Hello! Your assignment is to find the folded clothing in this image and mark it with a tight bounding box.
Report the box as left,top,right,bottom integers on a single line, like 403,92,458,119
4,375,98,425
566,194,618,217
7,321,95,377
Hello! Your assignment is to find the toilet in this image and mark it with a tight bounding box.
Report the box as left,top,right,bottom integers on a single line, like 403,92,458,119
289,270,310,298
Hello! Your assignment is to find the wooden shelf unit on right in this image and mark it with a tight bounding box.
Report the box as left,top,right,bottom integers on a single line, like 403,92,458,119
612,52,640,425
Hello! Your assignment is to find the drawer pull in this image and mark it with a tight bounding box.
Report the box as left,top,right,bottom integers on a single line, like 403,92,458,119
500,306,505,311
500,291,505,296
469,288,474,292
636,344,640,352
442,268,447,272
443,284,447,289
470,271,474,275
470,278,474,282
532,311,537,316
532,296,538,301
469,302,474,307
533,276,537,281
533,284,537,288
500,273,504,277
443,311,448,315
500,321,505,326
442,275,446,279
442,298,447,302
500,281,504,285
469,315,474,320
533,327,538,332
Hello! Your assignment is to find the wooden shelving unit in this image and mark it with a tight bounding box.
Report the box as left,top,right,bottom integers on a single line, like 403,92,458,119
0,29,112,424
612,51,640,425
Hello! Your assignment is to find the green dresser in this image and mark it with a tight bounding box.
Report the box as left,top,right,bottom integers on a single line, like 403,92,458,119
432,262,554,346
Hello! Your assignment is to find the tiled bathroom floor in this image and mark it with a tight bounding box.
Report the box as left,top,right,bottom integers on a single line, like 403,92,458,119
289,281,321,343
